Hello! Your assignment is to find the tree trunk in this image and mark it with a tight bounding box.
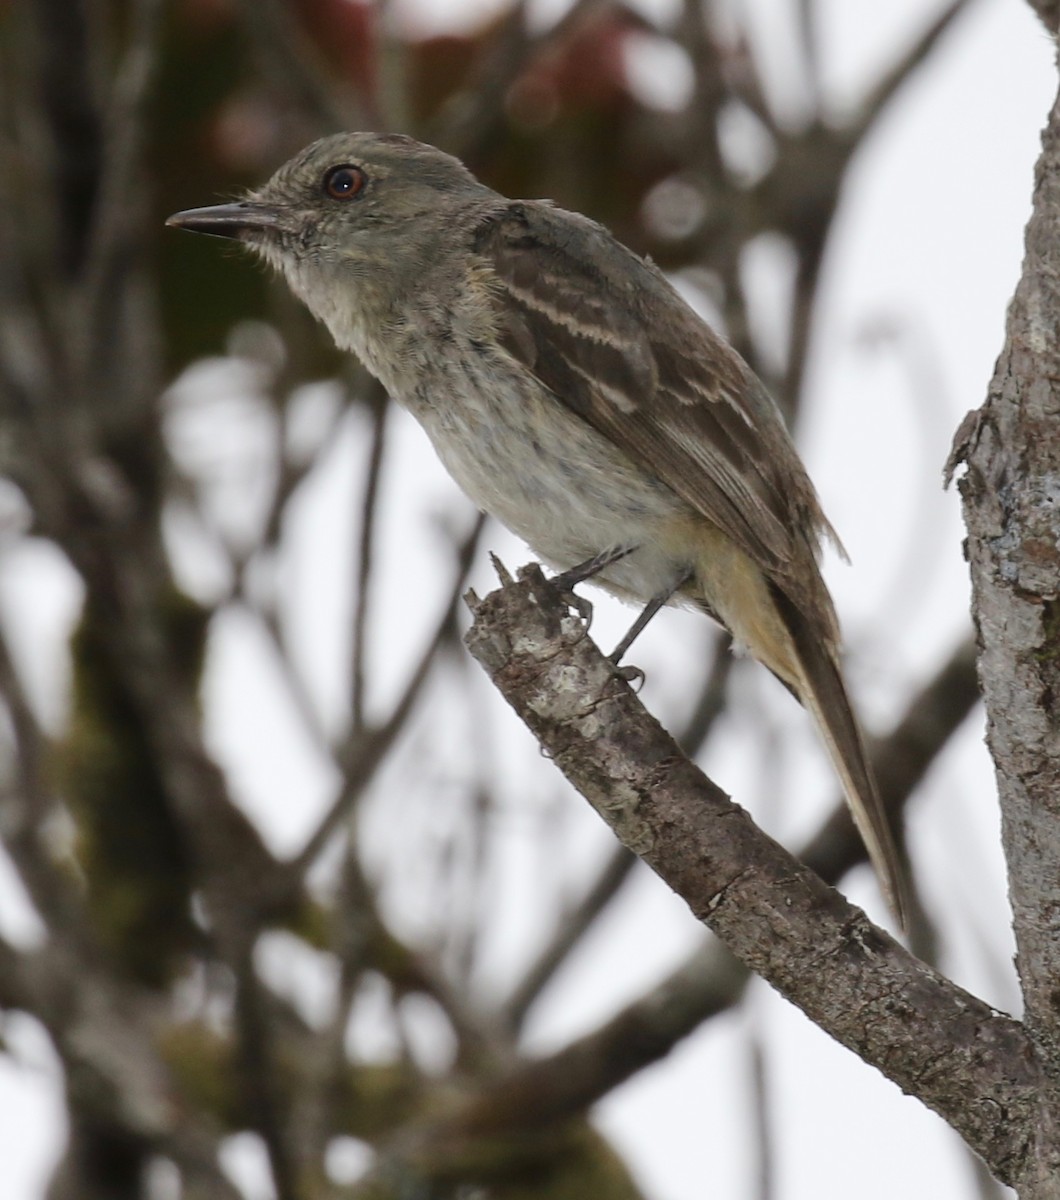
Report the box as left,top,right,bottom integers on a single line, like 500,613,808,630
952,62,1060,1198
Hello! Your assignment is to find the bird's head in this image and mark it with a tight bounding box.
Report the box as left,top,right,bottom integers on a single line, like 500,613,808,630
167,132,490,334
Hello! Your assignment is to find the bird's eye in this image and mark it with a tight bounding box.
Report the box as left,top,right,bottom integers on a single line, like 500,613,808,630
323,165,366,201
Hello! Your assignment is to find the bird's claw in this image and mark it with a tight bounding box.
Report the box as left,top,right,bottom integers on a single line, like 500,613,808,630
552,581,594,628
612,662,645,689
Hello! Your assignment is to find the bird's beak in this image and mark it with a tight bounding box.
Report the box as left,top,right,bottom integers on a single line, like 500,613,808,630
165,202,286,240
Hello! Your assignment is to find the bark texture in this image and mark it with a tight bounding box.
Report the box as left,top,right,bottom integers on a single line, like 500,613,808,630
464,565,1039,1186
952,66,1060,1197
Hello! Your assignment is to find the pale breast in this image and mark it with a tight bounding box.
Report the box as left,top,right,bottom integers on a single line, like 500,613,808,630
398,342,698,603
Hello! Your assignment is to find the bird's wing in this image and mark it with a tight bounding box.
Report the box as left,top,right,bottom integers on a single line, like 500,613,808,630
474,202,838,604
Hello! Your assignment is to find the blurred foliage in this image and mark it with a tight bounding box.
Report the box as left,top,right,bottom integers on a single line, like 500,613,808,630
155,0,701,367
61,588,209,986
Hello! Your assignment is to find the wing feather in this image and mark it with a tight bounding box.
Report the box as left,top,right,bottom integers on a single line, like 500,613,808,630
474,201,839,620
473,202,909,920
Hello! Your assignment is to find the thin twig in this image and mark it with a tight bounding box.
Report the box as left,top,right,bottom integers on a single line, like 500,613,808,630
0,612,90,936
79,0,166,359
287,513,486,881
850,0,973,139
676,631,734,755
503,843,637,1032
234,0,354,132
795,0,822,113
435,0,611,160
350,393,388,733
237,589,332,755
749,1025,776,1200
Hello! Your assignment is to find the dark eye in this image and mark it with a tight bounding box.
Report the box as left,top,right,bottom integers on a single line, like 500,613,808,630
323,164,366,200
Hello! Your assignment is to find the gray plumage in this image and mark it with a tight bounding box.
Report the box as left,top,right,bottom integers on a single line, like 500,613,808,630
168,131,908,927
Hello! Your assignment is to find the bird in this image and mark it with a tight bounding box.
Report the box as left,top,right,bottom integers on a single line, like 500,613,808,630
167,131,907,926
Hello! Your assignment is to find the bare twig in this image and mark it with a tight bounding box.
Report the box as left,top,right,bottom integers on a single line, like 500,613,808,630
502,843,637,1032
287,513,486,880
795,0,822,113
79,0,166,365
350,392,388,733
749,1027,775,1200
676,631,734,754
850,0,973,138
234,0,354,132
435,0,611,160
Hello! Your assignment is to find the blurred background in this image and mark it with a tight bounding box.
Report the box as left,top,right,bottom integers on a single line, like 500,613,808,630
0,0,1053,1197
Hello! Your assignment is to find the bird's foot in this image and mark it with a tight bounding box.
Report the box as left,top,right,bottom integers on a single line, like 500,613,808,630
556,585,594,627
612,662,646,690
549,546,636,630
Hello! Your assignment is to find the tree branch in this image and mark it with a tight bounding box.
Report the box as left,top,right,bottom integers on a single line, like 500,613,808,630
464,563,1037,1186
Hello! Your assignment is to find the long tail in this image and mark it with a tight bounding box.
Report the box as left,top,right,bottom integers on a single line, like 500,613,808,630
771,590,909,930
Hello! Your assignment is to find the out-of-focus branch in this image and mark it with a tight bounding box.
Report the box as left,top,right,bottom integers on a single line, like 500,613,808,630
502,843,637,1033
795,0,822,113
27,0,102,276
676,631,735,754
227,932,300,1200
350,391,388,733
767,0,969,412
435,0,610,160
79,0,165,372
0,602,92,941
749,1028,775,1200
674,0,976,418
435,938,747,1155
8,933,252,1200
851,0,974,140
234,0,355,132
17,453,294,938
286,513,487,880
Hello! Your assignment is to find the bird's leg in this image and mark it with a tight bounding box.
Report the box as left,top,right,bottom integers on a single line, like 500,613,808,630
609,566,694,667
549,545,638,624
552,544,637,589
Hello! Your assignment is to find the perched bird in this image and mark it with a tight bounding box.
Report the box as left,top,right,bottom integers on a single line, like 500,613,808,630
168,132,907,926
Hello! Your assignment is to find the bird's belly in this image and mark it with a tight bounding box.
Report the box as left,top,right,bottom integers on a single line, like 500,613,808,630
404,357,693,603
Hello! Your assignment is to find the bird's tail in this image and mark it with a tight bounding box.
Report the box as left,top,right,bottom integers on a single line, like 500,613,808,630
771,589,909,930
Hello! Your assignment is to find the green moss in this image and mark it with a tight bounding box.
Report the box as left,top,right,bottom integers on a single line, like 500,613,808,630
61,589,210,986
